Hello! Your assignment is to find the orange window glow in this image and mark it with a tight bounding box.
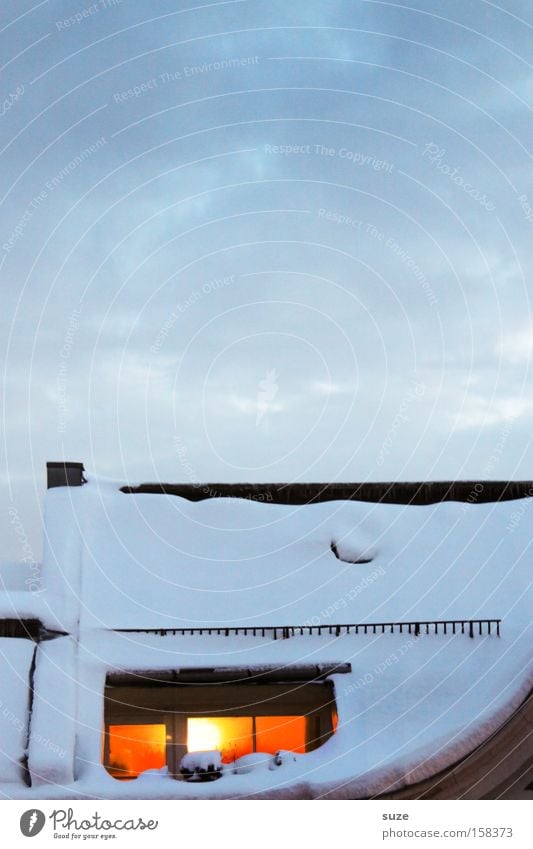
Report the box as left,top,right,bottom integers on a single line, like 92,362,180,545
107,724,166,779
187,715,307,763
187,717,254,763
255,715,306,754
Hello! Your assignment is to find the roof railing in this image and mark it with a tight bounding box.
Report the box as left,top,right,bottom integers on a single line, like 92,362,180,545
116,618,501,640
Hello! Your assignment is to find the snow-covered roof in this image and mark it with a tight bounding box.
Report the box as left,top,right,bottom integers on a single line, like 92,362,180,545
42,478,531,634
1,476,531,798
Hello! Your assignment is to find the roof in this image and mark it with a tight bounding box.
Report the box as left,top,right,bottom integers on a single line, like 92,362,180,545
42,478,532,632
121,479,533,505
1,474,531,798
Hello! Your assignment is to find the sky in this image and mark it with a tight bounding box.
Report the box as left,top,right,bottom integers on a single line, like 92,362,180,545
1,0,532,561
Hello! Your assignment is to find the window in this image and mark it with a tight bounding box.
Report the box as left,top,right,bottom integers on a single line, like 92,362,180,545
187,717,254,762
103,670,338,779
186,715,307,763
256,715,307,755
107,724,166,779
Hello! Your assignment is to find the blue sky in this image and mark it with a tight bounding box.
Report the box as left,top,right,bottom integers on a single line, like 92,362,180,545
1,0,532,560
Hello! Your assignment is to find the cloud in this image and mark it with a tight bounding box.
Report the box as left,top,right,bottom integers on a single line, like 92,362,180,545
1,0,532,562
496,325,533,365
311,381,354,395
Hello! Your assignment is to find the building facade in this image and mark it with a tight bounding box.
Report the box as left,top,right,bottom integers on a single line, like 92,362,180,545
0,463,531,798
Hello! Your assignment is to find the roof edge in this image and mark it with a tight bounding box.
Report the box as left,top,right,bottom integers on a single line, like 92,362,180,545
119,480,533,505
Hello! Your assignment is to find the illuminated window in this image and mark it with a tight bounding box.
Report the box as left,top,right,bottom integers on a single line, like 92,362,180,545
256,715,306,755
106,724,166,780
187,717,254,762
103,670,340,779
186,715,307,763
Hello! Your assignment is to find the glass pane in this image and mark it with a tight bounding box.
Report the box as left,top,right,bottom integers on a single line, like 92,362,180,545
256,716,306,754
187,717,254,763
107,724,166,779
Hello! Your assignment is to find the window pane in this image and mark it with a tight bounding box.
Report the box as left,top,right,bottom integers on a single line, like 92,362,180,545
256,716,306,754
187,717,253,763
107,724,166,779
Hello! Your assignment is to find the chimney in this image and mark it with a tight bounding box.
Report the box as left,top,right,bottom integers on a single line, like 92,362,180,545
46,461,86,489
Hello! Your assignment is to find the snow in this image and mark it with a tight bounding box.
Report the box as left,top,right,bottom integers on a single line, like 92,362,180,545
41,482,533,633
40,488,84,633
230,752,293,774
0,562,37,592
231,753,276,774
0,638,35,783
180,751,294,777
27,637,77,786
180,751,222,774
136,765,170,779
0,591,66,633
0,477,532,798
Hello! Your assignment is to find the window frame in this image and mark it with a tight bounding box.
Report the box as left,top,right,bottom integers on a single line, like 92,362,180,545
103,678,337,779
